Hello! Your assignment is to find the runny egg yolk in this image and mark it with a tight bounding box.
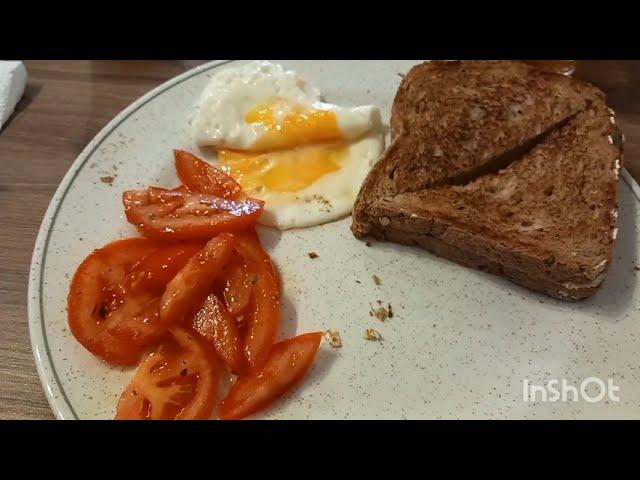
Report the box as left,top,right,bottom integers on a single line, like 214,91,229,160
217,144,348,193
245,98,342,151
216,99,348,194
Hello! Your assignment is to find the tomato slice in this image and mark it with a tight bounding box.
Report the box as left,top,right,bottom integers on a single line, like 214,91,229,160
218,332,323,420
123,188,263,242
67,238,163,365
233,230,280,369
115,328,220,420
160,233,235,325
234,229,278,281
127,242,205,295
192,294,245,374
175,149,243,199
105,295,166,347
219,253,253,316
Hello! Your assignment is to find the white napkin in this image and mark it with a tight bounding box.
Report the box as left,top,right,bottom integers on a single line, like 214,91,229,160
0,61,27,131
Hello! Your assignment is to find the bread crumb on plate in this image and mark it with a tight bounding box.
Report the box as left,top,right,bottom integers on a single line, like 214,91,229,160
364,328,382,341
370,301,393,321
308,252,319,259
325,329,342,348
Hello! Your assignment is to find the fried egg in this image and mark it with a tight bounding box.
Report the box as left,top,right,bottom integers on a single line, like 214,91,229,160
192,61,384,229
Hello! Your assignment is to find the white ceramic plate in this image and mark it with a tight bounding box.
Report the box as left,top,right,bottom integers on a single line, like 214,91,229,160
29,60,640,420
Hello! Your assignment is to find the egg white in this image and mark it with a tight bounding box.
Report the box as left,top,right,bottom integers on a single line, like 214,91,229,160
193,61,382,150
192,60,386,230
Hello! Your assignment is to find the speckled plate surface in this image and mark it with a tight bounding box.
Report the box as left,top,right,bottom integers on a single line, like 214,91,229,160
29,60,640,419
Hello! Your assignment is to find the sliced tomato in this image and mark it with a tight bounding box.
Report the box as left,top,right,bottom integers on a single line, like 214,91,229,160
123,188,263,241
105,295,166,347
233,230,280,369
234,229,278,281
67,238,164,365
160,233,235,325
127,242,205,295
175,149,243,199
192,294,245,374
218,332,323,420
115,328,220,420
219,253,253,316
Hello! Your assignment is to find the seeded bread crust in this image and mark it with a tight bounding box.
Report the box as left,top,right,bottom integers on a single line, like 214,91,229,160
352,61,623,300
366,223,600,300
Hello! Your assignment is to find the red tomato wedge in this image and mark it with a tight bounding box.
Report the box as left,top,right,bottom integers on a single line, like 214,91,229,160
67,238,163,365
127,242,205,295
234,229,278,282
160,233,235,325
115,328,220,420
105,296,165,347
123,188,263,241
192,294,245,374
219,253,253,316
174,149,243,199
233,230,281,369
218,332,323,420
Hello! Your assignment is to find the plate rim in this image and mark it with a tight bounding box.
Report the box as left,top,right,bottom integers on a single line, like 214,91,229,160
27,59,235,419
26,60,640,420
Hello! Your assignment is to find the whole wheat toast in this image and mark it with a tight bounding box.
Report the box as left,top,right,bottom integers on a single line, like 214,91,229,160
352,61,623,300
353,61,604,236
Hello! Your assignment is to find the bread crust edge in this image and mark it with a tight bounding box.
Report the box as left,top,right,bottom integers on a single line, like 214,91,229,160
359,209,611,301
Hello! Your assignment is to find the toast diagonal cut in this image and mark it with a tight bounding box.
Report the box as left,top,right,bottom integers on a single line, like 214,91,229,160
354,61,603,214
351,61,623,300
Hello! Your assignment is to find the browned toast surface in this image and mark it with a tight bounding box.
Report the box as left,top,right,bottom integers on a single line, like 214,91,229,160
353,61,604,238
351,61,623,300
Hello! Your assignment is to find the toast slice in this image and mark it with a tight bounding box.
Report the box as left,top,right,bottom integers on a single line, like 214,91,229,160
360,104,623,300
353,61,604,237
